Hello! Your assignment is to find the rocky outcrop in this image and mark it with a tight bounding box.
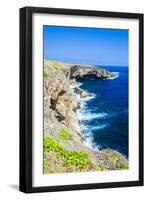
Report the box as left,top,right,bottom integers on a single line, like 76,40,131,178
43,60,128,173
44,60,81,147
69,64,113,80
74,87,92,98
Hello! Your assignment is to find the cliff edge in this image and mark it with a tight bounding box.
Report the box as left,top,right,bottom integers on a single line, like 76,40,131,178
43,60,128,173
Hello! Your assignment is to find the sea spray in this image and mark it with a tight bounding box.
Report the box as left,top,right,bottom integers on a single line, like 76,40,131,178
70,81,102,150
107,72,119,80
69,66,128,156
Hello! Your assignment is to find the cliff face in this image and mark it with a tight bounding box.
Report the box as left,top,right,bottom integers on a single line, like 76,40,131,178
43,60,128,173
44,60,85,152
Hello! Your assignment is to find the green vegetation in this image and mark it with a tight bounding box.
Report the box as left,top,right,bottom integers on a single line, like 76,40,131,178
107,153,128,170
43,136,128,173
44,136,91,172
44,135,65,157
44,60,65,70
116,161,128,169
63,150,90,170
44,70,49,79
96,164,106,171
43,60,65,80
59,128,73,141
43,158,49,173
108,154,119,163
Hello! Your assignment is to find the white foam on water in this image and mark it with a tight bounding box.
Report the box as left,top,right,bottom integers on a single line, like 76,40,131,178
83,137,96,149
91,123,108,131
69,80,109,150
77,111,108,121
80,123,98,149
69,81,83,90
107,72,119,80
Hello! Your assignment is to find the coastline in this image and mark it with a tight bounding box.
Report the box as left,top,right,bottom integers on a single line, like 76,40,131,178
43,59,128,173
69,80,97,149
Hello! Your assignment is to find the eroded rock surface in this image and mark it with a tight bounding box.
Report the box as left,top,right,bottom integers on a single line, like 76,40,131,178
70,64,112,80
43,60,128,173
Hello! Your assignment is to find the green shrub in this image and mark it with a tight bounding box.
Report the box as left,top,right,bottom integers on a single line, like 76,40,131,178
59,128,73,141
108,154,119,163
116,161,128,169
44,136,65,157
43,136,91,171
44,70,49,78
97,164,106,171
107,153,128,170
44,60,65,70
63,150,90,170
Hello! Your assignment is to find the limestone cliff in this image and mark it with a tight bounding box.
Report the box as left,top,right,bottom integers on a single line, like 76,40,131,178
43,60,128,173
69,64,113,80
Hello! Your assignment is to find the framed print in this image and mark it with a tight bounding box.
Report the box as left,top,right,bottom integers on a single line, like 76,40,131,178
19,7,144,193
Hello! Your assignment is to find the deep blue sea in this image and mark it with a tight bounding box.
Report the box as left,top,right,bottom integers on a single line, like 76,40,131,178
77,66,128,157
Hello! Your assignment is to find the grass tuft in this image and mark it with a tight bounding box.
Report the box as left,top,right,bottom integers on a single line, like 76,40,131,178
44,70,49,79
107,153,128,170
44,60,65,70
59,128,73,141
96,164,106,171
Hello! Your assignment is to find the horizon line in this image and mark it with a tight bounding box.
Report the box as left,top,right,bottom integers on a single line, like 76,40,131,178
44,58,128,67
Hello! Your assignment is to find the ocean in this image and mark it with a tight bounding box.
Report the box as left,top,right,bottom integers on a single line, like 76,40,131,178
76,66,128,158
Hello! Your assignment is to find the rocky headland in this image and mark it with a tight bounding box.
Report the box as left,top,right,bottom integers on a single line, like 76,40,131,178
69,64,113,80
43,60,128,173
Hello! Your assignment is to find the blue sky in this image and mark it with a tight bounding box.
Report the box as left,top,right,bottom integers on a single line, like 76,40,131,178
44,26,128,66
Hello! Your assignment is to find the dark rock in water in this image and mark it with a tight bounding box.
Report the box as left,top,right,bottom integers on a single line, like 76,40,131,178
70,64,113,80
74,87,84,94
81,92,92,98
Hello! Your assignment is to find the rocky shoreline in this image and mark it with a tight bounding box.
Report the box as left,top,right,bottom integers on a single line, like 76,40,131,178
43,59,128,173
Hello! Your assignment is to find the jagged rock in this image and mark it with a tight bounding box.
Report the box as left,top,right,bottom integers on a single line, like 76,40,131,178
43,60,128,173
70,64,113,80
74,86,84,94
69,78,76,84
74,87,92,98
81,92,92,98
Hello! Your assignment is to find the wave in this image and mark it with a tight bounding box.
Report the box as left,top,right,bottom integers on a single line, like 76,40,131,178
91,123,108,131
77,111,108,121
74,85,109,149
70,80,110,150
77,104,109,149
69,82,83,90
76,82,83,87
83,137,99,150
80,123,99,149
80,123,104,150
120,109,128,113
74,93,96,104
69,82,96,104
107,72,119,80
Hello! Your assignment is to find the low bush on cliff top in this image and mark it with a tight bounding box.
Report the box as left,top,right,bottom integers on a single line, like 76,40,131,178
59,128,73,141
44,70,49,79
115,160,128,169
44,136,91,171
96,164,106,171
107,154,128,170
63,150,90,170
44,136,65,156
108,154,119,162
44,60,65,70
